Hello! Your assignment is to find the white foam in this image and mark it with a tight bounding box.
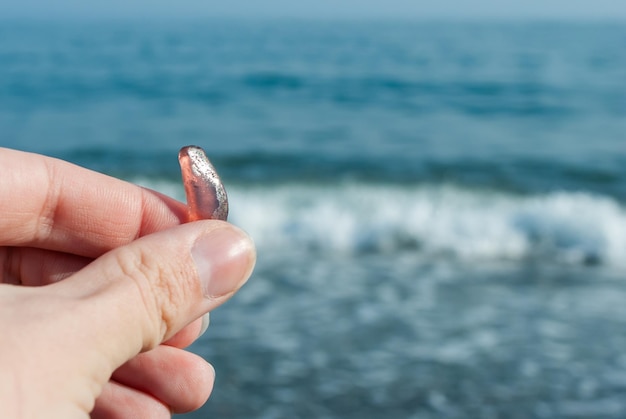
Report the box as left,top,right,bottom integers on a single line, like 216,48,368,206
136,178,626,267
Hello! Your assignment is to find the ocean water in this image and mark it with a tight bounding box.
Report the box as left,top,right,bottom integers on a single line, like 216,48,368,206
1,20,626,418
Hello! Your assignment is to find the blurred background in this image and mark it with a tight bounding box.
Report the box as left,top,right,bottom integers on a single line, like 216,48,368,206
2,1,626,418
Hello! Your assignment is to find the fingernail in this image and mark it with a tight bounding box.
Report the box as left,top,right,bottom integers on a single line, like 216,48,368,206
191,227,255,298
199,313,210,337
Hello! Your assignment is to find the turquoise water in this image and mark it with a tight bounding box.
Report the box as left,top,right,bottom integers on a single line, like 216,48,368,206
2,20,626,418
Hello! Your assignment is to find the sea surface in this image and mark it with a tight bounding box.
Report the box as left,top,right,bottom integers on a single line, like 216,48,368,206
1,20,626,418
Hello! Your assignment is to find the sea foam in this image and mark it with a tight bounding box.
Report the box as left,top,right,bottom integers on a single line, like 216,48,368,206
137,178,626,267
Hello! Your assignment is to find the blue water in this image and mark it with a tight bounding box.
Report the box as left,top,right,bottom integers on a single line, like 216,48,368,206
2,20,626,418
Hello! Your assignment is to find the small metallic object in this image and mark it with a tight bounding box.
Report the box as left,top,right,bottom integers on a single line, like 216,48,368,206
178,145,229,222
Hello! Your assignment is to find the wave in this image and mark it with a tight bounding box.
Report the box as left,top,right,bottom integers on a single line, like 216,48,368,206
2,21,622,119
56,148,626,202
136,179,626,267
0,71,581,118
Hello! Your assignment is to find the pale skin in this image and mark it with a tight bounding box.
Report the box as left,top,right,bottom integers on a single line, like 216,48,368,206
0,147,256,418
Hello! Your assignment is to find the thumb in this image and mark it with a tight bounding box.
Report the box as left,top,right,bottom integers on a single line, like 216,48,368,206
56,220,255,380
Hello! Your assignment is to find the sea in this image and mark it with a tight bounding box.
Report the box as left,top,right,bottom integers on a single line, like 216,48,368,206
1,19,626,418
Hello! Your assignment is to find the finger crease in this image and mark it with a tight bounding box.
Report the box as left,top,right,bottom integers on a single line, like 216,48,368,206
34,159,62,244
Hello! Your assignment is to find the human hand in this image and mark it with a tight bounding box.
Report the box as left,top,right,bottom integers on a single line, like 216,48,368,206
0,148,256,418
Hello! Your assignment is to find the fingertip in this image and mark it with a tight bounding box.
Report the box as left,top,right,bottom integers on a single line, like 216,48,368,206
171,355,215,413
111,347,215,414
192,223,256,299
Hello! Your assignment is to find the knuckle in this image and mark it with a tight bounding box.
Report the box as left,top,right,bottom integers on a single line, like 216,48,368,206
113,247,193,348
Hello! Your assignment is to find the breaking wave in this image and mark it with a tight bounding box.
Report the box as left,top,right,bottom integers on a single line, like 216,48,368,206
138,179,626,267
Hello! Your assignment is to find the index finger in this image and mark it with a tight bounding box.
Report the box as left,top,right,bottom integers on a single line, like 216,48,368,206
0,148,187,257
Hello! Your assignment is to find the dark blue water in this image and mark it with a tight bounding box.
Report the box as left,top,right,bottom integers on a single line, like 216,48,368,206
2,20,626,418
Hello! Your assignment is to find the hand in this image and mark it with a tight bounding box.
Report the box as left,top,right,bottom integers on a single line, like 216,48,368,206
0,148,256,418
